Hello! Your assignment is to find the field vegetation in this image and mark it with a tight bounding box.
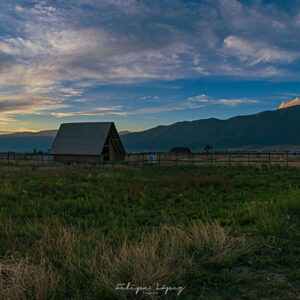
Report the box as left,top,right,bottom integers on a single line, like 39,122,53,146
0,164,299,299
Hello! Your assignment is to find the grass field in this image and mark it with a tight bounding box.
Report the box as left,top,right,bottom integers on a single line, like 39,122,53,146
0,164,299,299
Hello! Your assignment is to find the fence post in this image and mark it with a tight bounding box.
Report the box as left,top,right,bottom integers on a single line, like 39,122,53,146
269,152,271,166
193,153,195,166
229,152,231,167
287,151,289,167
248,152,250,166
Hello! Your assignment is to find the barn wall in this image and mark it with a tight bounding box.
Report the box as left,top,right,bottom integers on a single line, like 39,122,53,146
115,152,125,161
53,155,102,163
107,134,125,161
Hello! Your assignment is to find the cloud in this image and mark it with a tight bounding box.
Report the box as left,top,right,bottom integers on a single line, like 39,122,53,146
1,0,299,89
187,94,259,106
0,93,70,124
51,105,125,117
223,35,298,65
216,99,259,106
187,94,209,102
0,116,16,125
278,97,300,109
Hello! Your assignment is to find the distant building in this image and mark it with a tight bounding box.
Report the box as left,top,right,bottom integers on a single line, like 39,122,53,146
170,147,192,153
49,122,125,162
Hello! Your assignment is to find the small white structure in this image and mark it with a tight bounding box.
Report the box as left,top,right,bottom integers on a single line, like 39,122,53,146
148,154,157,165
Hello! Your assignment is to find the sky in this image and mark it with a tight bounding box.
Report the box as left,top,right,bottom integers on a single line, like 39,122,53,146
0,0,300,134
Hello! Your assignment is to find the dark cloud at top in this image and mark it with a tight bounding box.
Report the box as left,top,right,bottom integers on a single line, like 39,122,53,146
1,0,300,79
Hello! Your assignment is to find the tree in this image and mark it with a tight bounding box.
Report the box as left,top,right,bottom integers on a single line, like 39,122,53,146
204,144,213,153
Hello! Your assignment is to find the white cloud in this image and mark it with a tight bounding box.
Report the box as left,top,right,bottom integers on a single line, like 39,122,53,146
51,105,125,117
187,94,259,106
223,35,298,65
217,99,259,106
192,66,209,75
60,88,84,97
15,5,24,12
187,94,209,102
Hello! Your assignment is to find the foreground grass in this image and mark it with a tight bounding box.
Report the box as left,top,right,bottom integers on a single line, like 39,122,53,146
0,164,299,299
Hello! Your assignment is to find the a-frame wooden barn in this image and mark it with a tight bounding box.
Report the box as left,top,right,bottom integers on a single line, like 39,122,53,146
49,122,125,162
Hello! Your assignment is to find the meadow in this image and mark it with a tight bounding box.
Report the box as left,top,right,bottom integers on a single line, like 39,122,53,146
0,164,299,299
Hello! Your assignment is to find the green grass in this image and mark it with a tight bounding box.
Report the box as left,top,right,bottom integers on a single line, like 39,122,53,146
0,164,299,299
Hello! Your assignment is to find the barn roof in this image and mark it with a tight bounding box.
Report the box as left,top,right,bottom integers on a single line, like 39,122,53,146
49,122,121,155
170,147,192,153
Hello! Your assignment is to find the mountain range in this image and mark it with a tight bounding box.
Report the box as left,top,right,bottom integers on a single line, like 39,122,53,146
122,105,300,152
1,105,300,153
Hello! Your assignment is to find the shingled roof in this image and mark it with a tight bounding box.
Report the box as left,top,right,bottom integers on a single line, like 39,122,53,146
49,122,124,155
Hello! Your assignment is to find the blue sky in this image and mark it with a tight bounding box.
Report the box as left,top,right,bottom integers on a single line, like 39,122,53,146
0,0,300,134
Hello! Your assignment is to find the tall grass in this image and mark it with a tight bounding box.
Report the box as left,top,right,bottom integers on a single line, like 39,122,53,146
0,221,248,299
0,258,59,299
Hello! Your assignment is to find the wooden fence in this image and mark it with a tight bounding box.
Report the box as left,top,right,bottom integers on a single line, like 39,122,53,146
1,151,300,167
125,152,299,167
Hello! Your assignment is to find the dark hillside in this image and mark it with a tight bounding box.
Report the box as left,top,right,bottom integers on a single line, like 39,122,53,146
122,105,300,151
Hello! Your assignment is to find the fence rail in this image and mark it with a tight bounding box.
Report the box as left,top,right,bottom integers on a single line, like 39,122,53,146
1,151,300,167
126,151,299,167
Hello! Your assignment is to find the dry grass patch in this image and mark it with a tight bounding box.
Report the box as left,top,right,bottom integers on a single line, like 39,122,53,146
96,220,248,298
0,258,59,300
186,220,247,264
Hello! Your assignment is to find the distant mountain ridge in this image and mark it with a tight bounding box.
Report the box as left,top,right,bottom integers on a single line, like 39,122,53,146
0,130,58,138
121,105,300,152
0,129,131,152
1,105,300,152
0,130,58,153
